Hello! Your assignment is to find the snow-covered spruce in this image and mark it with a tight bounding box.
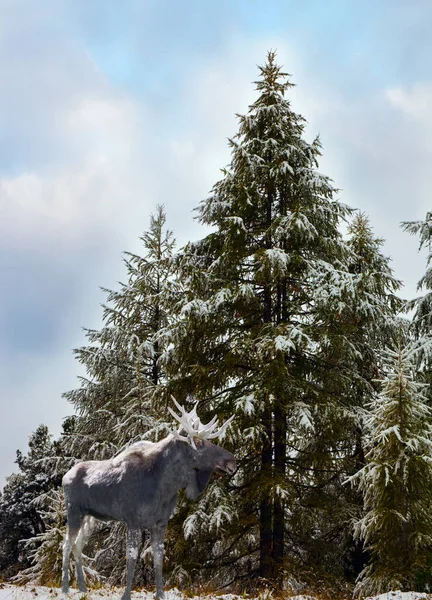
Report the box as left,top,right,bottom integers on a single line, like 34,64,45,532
348,340,432,596
402,211,432,341
62,206,178,585
168,51,402,587
402,211,432,391
0,425,73,579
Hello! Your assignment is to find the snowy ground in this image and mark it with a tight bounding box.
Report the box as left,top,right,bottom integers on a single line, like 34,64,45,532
0,586,305,600
365,594,431,600
0,585,429,600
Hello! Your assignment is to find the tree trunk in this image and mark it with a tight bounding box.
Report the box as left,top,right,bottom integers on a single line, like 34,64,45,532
273,244,288,584
259,173,275,580
273,397,286,583
259,400,273,580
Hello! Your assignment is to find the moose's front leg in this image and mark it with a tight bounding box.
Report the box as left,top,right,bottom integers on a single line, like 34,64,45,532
150,525,166,600
121,528,141,600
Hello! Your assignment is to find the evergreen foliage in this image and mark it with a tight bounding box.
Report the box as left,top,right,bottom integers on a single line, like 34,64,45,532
402,211,432,340
14,490,67,586
61,205,177,583
347,212,402,359
14,489,102,588
349,341,432,596
402,212,432,381
341,213,402,578
63,204,176,459
167,54,402,588
0,425,65,578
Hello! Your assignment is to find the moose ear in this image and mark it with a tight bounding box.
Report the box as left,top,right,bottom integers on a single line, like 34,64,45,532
185,469,212,500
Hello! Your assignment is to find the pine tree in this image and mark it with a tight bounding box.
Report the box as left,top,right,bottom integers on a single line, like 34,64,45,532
401,212,432,392
168,52,394,588
14,490,68,586
347,212,402,368
342,213,402,577
0,425,63,578
402,211,432,340
349,340,432,596
64,205,176,459
63,205,177,583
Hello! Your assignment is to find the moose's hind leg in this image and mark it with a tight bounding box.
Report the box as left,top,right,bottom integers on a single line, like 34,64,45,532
71,515,96,593
72,515,95,592
62,529,73,593
62,511,82,594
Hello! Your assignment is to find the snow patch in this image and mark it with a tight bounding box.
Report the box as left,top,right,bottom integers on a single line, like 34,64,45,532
0,584,428,600
235,394,256,415
181,298,209,317
366,593,431,600
0,585,255,600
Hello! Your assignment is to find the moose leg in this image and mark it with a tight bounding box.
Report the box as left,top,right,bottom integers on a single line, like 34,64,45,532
72,515,96,592
71,520,89,593
62,511,82,594
151,525,166,600
62,528,73,593
121,528,141,600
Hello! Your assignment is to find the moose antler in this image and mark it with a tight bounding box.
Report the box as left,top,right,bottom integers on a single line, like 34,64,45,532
168,396,234,450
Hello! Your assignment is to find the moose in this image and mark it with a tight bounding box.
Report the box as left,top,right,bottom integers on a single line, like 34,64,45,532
61,400,236,599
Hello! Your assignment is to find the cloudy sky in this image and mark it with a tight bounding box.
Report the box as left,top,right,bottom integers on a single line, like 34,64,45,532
1,0,431,483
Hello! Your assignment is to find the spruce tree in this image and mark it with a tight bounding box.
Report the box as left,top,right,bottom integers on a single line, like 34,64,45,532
347,212,402,368
402,211,432,388
0,425,63,578
63,205,177,583
64,205,176,459
168,53,393,588
402,211,432,341
342,213,402,576
349,340,432,596
14,490,68,587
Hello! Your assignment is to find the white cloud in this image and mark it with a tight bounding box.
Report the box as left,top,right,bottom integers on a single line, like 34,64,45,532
0,93,141,241
387,83,432,125
65,95,139,161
